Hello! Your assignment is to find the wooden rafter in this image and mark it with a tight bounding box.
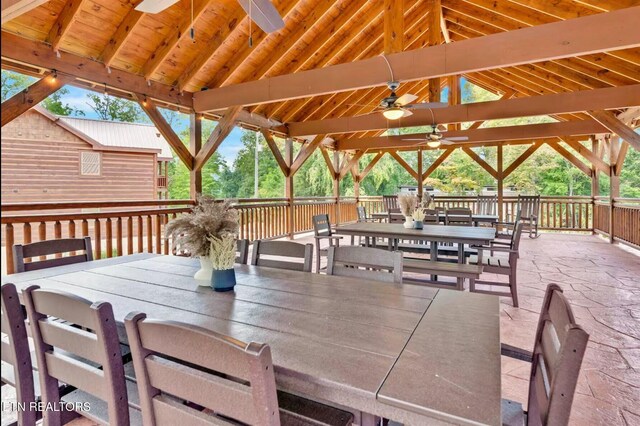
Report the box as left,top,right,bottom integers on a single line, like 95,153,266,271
615,142,629,176
422,148,454,181
290,134,326,175
142,0,212,80
561,137,610,174
339,150,366,179
288,84,640,137
337,120,608,151
462,147,498,179
503,141,543,178
383,0,404,54
547,141,592,176
1,72,73,127
100,4,144,67
1,0,49,24
587,110,640,151
320,146,336,178
388,151,418,180
194,106,243,171
193,6,640,111
359,152,385,180
261,128,289,176
139,98,194,169
47,0,86,52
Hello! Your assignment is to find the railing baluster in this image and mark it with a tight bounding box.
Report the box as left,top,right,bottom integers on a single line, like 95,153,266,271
94,219,101,260
23,222,32,245
127,217,134,255
116,217,123,257
105,218,113,258
163,215,169,255
39,222,47,260
82,219,89,238
68,220,76,256
6,224,15,274
146,216,153,253
137,216,143,253
155,215,162,254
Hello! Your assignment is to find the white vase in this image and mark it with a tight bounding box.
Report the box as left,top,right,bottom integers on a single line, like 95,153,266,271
194,257,213,285
403,216,414,228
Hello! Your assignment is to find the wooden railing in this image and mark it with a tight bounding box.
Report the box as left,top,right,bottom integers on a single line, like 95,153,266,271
2,195,638,274
157,176,168,188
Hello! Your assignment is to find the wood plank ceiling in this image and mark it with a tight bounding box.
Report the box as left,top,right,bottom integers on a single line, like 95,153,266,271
2,0,639,143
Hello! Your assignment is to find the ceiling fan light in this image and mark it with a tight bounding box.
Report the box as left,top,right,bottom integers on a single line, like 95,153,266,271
426,140,442,148
382,107,405,120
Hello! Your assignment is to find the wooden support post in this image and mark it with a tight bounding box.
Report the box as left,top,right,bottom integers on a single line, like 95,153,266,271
285,138,294,240
590,137,600,197
448,75,460,130
353,162,360,201
497,145,504,222
609,138,620,244
333,151,341,226
427,0,443,103
417,149,423,201
190,113,202,198
384,0,404,54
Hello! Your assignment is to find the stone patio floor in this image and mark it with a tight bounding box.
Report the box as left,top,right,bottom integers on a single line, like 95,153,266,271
2,233,638,425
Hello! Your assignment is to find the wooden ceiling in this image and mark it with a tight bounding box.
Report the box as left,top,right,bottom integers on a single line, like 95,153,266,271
2,0,639,142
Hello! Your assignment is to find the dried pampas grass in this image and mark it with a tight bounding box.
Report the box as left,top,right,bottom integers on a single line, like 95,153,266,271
397,193,418,216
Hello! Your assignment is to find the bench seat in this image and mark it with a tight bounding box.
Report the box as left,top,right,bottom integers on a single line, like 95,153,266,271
403,259,483,291
396,242,477,258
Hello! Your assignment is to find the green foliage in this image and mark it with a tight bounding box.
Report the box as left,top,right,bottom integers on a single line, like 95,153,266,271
41,88,85,116
86,93,142,122
1,70,34,101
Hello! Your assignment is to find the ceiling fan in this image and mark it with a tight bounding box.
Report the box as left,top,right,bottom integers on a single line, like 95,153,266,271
135,0,285,34
353,81,448,120
402,124,469,148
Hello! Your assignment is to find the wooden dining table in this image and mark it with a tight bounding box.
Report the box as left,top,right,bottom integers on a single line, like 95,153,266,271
2,254,501,425
371,211,499,226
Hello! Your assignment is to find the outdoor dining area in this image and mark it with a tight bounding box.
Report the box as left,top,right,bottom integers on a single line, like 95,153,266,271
1,0,640,425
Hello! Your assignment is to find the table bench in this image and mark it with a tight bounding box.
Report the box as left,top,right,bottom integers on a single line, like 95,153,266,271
403,259,483,290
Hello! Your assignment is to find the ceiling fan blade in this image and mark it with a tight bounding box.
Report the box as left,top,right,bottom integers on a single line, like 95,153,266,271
395,93,418,106
135,0,179,13
443,136,469,141
401,108,413,118
237,0,285,33
402,138,428,141
406,102,448,109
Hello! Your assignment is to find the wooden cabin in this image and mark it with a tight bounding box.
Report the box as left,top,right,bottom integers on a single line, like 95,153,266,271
1,107,172,203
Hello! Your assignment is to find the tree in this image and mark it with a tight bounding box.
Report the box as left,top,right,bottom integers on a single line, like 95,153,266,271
41,88,85,116
86,93,142,122
1,70,33,102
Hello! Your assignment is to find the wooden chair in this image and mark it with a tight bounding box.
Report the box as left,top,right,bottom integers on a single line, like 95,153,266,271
387,208,404,224
312,214,342,274
236,238,249,264
382,195,398,211
23,285,139,426
251,240,313,272
468,222,524,307
444,208,473,226
423,208,439,224
326,246,403,284
124,313,354,426
476,195,497,216
354,206,376,244
501,284,589,426
1,283,37,426
518,195,541,238
13,237,93,273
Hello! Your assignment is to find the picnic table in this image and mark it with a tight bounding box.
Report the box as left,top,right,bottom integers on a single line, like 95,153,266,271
371,211,498,226
2,253,501,425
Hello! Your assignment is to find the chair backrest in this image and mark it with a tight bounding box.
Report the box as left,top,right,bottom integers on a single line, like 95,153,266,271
124,313,280,426
382,195,398,211
445,208,473,226
388,208,404,224
236,239,249,264
13,237,93,273
423,209,439,224
527,284,589,426
312,214,332,237
476,195,497,215
251,240,313,272
518,195,540,220
1,284,37,426
326,246,403,284
23,286,129,426
356,206,367,222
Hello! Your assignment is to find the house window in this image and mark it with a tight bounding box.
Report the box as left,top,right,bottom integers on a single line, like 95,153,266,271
80,151,101,176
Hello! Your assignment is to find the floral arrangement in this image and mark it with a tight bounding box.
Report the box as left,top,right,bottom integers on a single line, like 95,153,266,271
165,195,239,258
412,208,426,222
208,235,236,270
420,192,435,209
397,193,418,217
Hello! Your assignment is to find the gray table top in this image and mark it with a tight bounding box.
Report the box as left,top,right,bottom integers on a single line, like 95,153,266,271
3,253,501,425
371,212,499,223
336,222,497,245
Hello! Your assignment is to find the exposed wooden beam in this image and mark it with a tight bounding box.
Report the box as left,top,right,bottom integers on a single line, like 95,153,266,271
287,84,640,137
1,72,73,127
290,134,326,175
190,113,202,197
142,0,211,80
261,128,289,176
384,0,404,54
47,0,86,52
193,6,640,111
547,141,592,176
194,106,243,171
428,0,443,103
615,142,629,176
320,146,337,178
422,148,454,181
587,110,640,151
1,32,191,108
100,4,144,67
337,119,608,150
503,141,543,177
359,152,385,180
617,107,640,126
440,3,451,43
561,137,610,174
389,150,419,180
2,0,48,24
339,150,366,179
462,146,498,179
139,98,194,169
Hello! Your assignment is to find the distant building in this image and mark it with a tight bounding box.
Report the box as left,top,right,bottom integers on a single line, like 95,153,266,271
1,107,173,203
397,185,443,196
